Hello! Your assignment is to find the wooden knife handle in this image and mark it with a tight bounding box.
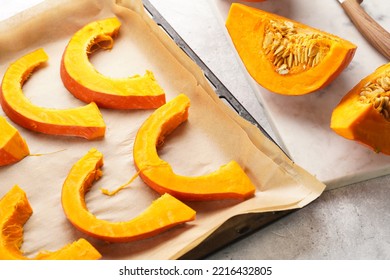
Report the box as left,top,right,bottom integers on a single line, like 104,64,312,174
341,0,390,60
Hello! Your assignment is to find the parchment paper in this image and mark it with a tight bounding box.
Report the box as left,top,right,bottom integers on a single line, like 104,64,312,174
0,0,325,259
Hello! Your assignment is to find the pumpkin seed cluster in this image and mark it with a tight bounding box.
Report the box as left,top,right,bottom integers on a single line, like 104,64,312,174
262,20,330,75
359,71,390,120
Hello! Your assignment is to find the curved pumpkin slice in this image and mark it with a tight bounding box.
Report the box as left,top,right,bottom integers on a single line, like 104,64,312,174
60,17,166,109
133,94,256,201
61,148,195,243
0,185,101,260
331,63,390,154
225,3,357,95
0,48,106,140
0,116,29,166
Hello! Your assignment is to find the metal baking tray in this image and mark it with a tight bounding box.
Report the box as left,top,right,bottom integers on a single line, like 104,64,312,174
142,0,276,143
142,0,294,259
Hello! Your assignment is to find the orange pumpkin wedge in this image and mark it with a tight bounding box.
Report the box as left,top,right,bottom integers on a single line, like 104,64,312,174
331,63,390,154
0,116,29,166
61,148,196,243
0,185,101,260
225,3,357,95
60,17,166,109
133,94,256,201
0,48,106,140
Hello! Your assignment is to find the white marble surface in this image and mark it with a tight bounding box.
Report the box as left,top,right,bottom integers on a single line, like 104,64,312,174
2,0,390,260
212,0,390,189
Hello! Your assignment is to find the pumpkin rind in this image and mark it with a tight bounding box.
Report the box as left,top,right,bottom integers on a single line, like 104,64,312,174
225,3,357,95
133,94,256,201
0,48,106,140
60,17,166,109
61,148,196,243
0,185,101,260
0,116,29,166
331,63,390,154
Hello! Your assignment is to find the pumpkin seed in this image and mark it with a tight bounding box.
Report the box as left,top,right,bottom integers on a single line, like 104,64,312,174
262,19,330,75
274,45,285,56
383,108,390,119
263,32,273,49
288,53,293,68
359,71,390,120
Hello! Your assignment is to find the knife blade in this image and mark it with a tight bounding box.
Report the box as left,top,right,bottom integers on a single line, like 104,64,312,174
337,0,390,60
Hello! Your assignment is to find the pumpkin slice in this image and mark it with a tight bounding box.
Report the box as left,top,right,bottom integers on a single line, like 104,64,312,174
61,148,196,243
60,17,166,109
0,185,101,260
0,48,106,140
133,94,256,201
331,63,390,154
0,116,29,166
225,3,357,95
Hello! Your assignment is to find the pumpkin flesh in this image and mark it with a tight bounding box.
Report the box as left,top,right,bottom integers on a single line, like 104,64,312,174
225,3,356,95
331,63,390,154
133,94,256,201
0,116,29,166
60,17,166,109
0,185,101,260
61,148,196,243
0,48,106,140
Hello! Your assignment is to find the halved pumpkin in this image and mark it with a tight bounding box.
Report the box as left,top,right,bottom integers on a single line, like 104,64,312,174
331,63,390,154
225,3,357,95
61,148,196,243
0,185,101,260
60,17,166,109
0,116,29,166
133,94,256,201
0,48,106,140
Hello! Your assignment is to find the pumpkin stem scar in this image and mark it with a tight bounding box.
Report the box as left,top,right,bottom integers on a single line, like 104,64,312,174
28,149,67,157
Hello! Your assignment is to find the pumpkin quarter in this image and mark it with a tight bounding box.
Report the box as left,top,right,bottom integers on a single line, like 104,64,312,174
331,63,390,155
225,3,357,95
